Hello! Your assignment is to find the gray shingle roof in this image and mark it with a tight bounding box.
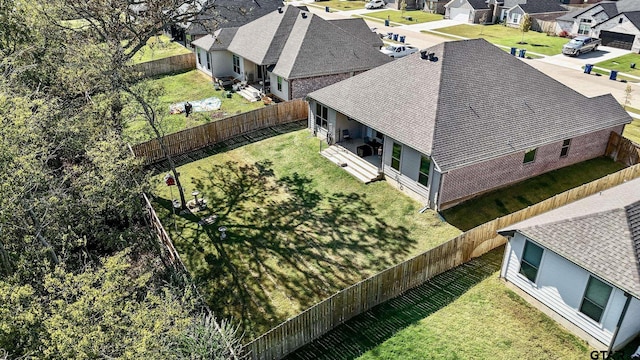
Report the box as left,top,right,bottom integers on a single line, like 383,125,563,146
307,39,631,172
328,18,383,48
561,1,640,22
499,177,640,299
272,15,391,79
185,0,284,35
191,27,238,51
519,0,567,14
467,0,490,10
622,11,640,29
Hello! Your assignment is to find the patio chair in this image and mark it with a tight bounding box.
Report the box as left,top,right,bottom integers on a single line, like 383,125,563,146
342,129,351,142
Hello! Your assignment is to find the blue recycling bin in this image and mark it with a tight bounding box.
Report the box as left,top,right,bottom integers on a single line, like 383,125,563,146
584,64,593,74
392,34,398,41
399,35,406,43
325,6,329,12
387,32,393,39
518,49,526,58
384,19,390,26
510,47,516,56
610,70,618,80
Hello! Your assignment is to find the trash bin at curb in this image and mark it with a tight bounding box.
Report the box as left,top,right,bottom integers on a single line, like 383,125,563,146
399,35,406,43
387,32,393,39
610,70,618,81
584,64,593,74
384,19,390,26
392,34,398,41
518,49,526,58
510,47,516,56
325,6,329,12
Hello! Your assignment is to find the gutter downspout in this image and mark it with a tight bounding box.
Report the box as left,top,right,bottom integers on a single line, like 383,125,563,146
608,292,632,354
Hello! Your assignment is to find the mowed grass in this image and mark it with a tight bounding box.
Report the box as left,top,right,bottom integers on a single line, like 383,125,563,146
152,130,461,339
359,10,443,25
129,35,192,64
441,157,626,231
594,53,640,78
307,0,367,11
355,274,591,359
624,118,640,144
430,24,569,55
124,70,265,143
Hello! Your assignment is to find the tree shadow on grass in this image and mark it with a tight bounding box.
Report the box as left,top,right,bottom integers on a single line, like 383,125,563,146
285,247,504,360
156,160,415,339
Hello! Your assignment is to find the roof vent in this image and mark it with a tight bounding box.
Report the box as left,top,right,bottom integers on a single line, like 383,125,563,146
420,50,438,62
277,7,283,13
301,12,307,19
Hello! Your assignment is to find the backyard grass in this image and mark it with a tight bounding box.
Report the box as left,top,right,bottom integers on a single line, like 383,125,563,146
624,118,640,144
357,10,443,25
129,35,192,64
124,70,265,144
594,53,640,78
441,157,626,231
355,273,591,359
431,24,568,56
151,130,461,339
306,0,367,11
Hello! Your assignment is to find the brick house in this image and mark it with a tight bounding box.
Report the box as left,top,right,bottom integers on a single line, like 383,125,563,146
306,39,631,211
191,6,391,101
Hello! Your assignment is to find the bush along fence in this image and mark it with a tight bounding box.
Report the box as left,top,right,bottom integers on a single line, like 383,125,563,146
129,52,196,78
605,131,640,166
243,163,640,360
132,98,309,165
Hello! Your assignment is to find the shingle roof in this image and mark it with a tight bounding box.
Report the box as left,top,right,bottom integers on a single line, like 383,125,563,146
560,1,640,22
227,5,300,65
328,18,383,48
468,0,490,10
307,39,631,172
272,15,391,79
499,177,640,299
518,0,567,14
622,11,640,29
185,0,284,35
191,27,238,51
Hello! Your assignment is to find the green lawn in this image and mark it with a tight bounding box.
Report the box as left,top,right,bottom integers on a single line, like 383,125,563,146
306,0,367,11
151,130,461,339
129,35,192,64
441,157,626,231
356,273,591,359
624,118,640,144
358,10,443,25
430,24,569,56
594,53,640,78
124,70,265,144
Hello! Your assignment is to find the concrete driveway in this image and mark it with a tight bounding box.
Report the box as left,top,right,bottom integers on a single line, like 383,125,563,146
539,46,631,71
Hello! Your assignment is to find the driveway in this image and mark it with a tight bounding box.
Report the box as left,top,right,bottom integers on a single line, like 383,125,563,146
539,45,631,71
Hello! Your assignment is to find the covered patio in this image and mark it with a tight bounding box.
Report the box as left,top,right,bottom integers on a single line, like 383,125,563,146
320,138,383,184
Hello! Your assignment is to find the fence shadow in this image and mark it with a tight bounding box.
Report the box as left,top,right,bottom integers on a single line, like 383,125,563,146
285,247,504,360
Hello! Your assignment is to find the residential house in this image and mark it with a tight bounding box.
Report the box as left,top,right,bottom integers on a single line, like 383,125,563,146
191,6,391,101
447,0,567,26
557,0,640,49
306,39,631,210
498,177,640,352
444,0,492,23
425,0,449,14
501,0,568,31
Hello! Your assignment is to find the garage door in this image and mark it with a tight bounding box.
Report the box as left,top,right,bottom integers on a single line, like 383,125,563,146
600,30,635,50
450,8,470,22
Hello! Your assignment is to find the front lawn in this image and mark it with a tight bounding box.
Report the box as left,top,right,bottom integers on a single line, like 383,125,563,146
307,0,367,11
151,130,461,339
624,118,640,144
124,70,265,144
129,35,192,64
429,24,569,56
358,10,443,25
594,53,640,78
441,157,626,231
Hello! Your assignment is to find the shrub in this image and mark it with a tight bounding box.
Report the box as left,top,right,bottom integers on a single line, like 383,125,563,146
557,30,569,38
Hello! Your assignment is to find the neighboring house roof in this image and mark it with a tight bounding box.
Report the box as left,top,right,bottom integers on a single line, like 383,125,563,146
518,0,567,14
499,177,640,300
560,0,640,22
328,19,383,48
619,11,640,29
307,39,631,172
468,0,490,10
185,0,284,36
191,27,238,51
272,15,391,79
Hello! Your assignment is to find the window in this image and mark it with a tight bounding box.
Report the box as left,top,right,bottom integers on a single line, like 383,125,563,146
510,13,521,24
523,148,537,164
519,241,543,282
206,53,211,70
391,143,402,171
277,76,282,92
315,104,328,129
578,18,592,35
197,51,202,65
619,17,624,24
232,54,240,74
418,156,431,186
580,276,612,322
560,139,571,157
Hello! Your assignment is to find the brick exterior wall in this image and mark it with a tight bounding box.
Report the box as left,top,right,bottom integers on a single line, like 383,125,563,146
290,71,366,100
438,126,624,209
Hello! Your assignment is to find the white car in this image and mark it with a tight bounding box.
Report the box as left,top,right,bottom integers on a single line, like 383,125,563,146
365,0,386,9
380,44,419,58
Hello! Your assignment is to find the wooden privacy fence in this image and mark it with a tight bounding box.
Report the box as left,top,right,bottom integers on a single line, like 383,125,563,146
132,99,308,165
130,53,196,78
244,164,640,360
606,131,640,166
142,193,187,273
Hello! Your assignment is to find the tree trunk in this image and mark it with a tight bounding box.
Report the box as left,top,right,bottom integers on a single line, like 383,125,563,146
27,208,60,265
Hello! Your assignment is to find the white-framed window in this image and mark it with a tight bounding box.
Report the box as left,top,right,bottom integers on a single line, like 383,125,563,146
519,240,543,283
578,18,592,35
232,54,240,74
206,53,211,70
523,148,537,164
500,9,507,21
560,139,571,158
418,156,430,187
509,12,521,24
277,76,282,92
197,50,202,65
391,142,402,171
315,103,328,130
580,276,612,323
